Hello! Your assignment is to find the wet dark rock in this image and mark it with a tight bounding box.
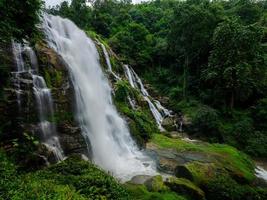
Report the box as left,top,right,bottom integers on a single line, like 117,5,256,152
162,116,176,131
128,175,153,185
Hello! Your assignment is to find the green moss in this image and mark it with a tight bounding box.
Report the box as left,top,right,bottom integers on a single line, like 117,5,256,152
125,183,188,200
166,177,205,200
54,70,63,86
52,111,74,123
114,80,159,145
185,162,216,185
145,175,168,192
44,69,52,88
116,100,158,145
152,134,255,182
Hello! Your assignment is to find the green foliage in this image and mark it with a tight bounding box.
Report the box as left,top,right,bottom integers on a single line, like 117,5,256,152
0,150,17,199
0,0,42,42
125,183,187,200
114,80,136,102
109,22,153,66
115,101,158,145
205,175,267,200
0,152,129,200
189,106,221,142
253,98,267,130
114,80,158,145
203,18,265,108
40,156,129,199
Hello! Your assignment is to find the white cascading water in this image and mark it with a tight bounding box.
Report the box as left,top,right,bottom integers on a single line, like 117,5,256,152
100,43,112,71
42,14,156,181
123,65,172,131
99,42,121,80
256,166,267,182
11,42,26,109
32,75,65,161
12,41,64,162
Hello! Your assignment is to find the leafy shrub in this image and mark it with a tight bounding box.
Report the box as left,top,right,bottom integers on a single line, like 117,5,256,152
189,106,221,142
114,80,158,145
40,156,129,200
253,98,267,131
244,131,267,157
0,152,129,200
231,116,254,146
205,175,267,200
115,80,139,103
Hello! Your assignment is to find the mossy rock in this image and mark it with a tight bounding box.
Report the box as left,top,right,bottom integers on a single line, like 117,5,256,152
166,177,205,200
144,175,168,192
183,162,217,185
175,165,194,182
150,134,255,184
162,117,176,132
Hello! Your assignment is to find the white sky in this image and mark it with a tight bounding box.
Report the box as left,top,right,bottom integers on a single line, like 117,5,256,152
45,0,146,7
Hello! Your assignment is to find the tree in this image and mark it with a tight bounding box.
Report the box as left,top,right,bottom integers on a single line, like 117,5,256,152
0,0,42,42
204,19,265,109
109,22,153,67
168,0,222,99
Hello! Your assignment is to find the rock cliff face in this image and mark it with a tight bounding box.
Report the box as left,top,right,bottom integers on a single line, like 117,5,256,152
35,42,88,158
0,41,88,166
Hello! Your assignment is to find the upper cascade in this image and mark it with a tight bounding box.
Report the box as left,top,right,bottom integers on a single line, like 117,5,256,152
42,14,157,181
123,65,173,131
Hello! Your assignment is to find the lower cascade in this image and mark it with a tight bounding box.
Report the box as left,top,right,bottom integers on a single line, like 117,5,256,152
11,41,64,162
42,14,157,181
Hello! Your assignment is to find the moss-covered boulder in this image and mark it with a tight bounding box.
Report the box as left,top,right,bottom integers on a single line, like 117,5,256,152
162,116,177,131
148,134,255,186
166,177,205,200
144,175,168,192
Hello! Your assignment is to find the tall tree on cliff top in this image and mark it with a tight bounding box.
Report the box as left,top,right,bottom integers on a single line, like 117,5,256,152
0,0,42,42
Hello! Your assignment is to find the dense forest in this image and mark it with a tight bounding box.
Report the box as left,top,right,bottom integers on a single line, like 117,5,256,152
1,0,267,199
49,0,267,158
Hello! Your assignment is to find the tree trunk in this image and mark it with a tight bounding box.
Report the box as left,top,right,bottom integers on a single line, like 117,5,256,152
183,56,188,100
230,90,234,110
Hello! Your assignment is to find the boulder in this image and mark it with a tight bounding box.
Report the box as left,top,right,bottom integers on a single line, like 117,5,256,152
144,175,168,192
166,177,205,200
128,175,153,185
162,116,176,131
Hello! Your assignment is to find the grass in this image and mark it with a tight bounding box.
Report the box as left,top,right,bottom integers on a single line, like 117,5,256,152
125,184,188,200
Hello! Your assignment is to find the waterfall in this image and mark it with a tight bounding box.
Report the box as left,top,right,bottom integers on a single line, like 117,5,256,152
123,65,172,131
11,41,64,161
32,75,64,161
11,42,25,109
100,43,112,71
99,42,121,80
42,14,156,181
256,166,267,182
